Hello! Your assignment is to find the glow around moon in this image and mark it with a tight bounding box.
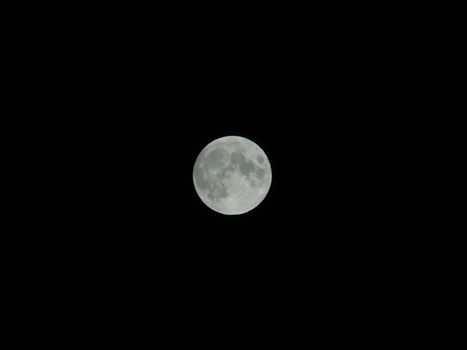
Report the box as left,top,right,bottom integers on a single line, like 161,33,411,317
193,136,272,215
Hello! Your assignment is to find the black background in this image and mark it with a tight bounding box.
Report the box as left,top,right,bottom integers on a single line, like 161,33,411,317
16,4,434,344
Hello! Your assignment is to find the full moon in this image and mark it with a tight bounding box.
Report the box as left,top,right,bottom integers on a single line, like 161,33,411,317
193,136,272,215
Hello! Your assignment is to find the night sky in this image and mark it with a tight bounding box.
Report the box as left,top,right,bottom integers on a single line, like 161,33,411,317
25,5,429,343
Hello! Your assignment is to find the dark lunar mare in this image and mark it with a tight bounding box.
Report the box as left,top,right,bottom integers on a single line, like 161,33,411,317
204,147,226,169
255,167,265,180
230,151,257,178
206,180,228,202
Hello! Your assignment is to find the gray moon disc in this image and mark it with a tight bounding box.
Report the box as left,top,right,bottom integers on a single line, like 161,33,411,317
193,136,272,215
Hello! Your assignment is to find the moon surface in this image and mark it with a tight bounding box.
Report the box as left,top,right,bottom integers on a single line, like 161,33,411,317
193,136,272,215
